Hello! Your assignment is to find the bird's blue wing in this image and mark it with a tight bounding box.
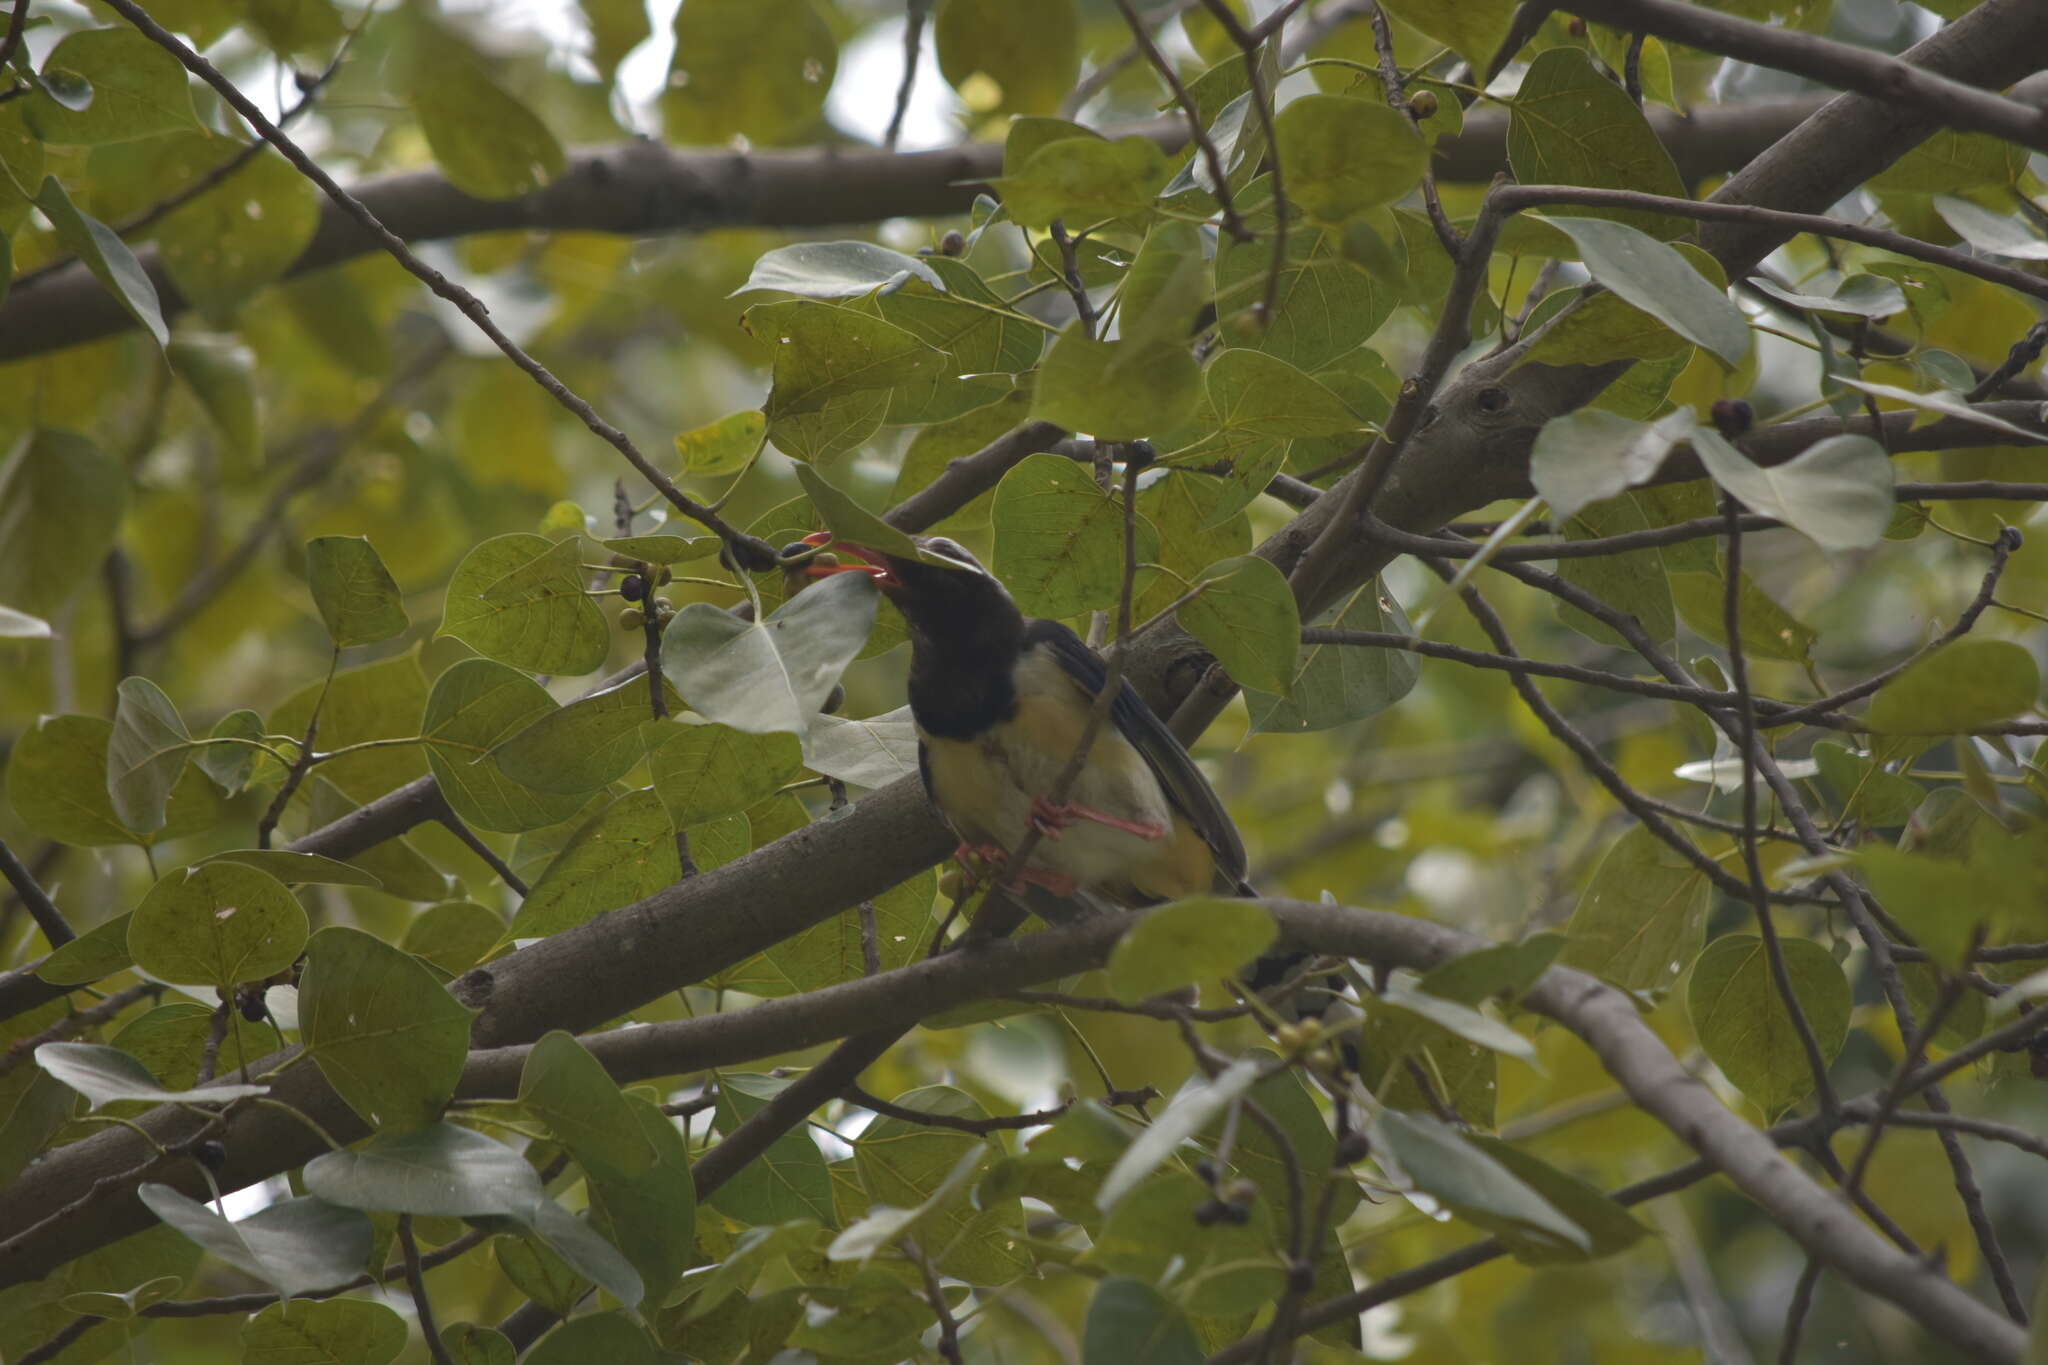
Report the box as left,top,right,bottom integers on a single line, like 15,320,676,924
1022,618,1251,892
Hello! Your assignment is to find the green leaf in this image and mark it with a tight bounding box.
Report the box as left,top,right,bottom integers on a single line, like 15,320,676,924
1105,898,1276,1003
586,1095,697,1305
138,1186,374,1297
198,849,384,890
1690,428,1894,551
306,536,407,649
1120,220,1212,349
659,567,878,737
496,1233,591,1317
801,708,922,789
527,1313,656,1365
241,1299,408,1365
1832,376,2048,443
36,913,135,986
707,1073,837,1227
1205,349,1364,441
1669,566,1816,663
506,789,680,940
875,257,1043,424
1811,742,1924,827
1555,495,1675,653
1375,0,1516,72
0,430,128,621
129,861,307,989
1419,933,1567,1006
520,1031,658,1177
991,453,1157,619
156,146,322,320
25,28,199,144
1463,1137,1648,1265
936,0,1080,117
663,0,837,147
167,335,260,471
1750,274,1909,320
1871,128,2024,194
60,1276,182,1321
1530,408,1694,524
305,1123,542,1216
581,0,650,79
1273,94,1425,221
1032,325,1201,441
1507,49,1689,238
423,659,593,834
403,901,507,976
0,603,49,638
6,714,221,848
107,676,191,835
1099,1057,1260,1210
1093,1171,1285,1317
1178,555,1302,696
1558,826,1711,995
494,678,667,796
402,18,565,199
1245,577,1419,733
193,709,262,798
272,652,430,805
438,533,609,676
599,531,721,564
737,241,944,298
648,721,804,826
1687,934,1849,1114
722,868,935,998
1375,1110,1588,1253
34,178,167,349
1369,978,1537,1062
748,298,947,417
791,461,923,561
673,410,767,478
994,136,1170,227
1933,195,2048,260
850,1085,1027,1284
1866,639,2040,735
35,1042,267,1108
1537,215,1748,367
829,1145,985,1264
1215,183,1395,371
300,925,475,1131
1081,1277,1203,1365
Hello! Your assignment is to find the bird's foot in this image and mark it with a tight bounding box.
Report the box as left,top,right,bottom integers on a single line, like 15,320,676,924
1029,796,1167,842
953,841,1009,870
1004,865,1078,898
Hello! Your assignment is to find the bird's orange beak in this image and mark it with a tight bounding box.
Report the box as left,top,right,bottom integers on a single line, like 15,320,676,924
794,532,899,588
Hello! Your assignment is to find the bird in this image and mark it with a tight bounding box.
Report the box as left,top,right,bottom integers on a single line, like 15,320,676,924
788,532,1254,909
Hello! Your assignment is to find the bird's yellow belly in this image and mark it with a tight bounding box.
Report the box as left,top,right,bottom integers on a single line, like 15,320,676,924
921,702,1214,902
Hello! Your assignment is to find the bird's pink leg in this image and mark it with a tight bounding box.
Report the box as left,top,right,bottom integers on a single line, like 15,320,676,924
1030,796,1167,841
954,842,1077,897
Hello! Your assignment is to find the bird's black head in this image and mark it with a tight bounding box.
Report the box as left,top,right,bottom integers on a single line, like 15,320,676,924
791,532,1023,653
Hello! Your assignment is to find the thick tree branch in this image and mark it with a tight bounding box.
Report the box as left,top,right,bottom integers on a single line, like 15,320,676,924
0,100,1831,361
1560,0,2048,154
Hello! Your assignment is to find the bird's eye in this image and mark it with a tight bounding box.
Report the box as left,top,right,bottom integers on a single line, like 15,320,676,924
779,541,811,560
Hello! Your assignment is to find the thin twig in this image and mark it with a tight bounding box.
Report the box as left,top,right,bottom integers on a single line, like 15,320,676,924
908,1237,965,1365
0,837,74,948
400,1217,458,1365
1047,220,1099,337
0,983,164,1078
1721,492,1839,1119
844,1086,1071,1134
1114,0,1251,241
884,0,931,152
1198,0,1288,325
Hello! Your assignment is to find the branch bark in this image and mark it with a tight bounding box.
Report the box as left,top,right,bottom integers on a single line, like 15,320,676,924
0,99,1830,361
